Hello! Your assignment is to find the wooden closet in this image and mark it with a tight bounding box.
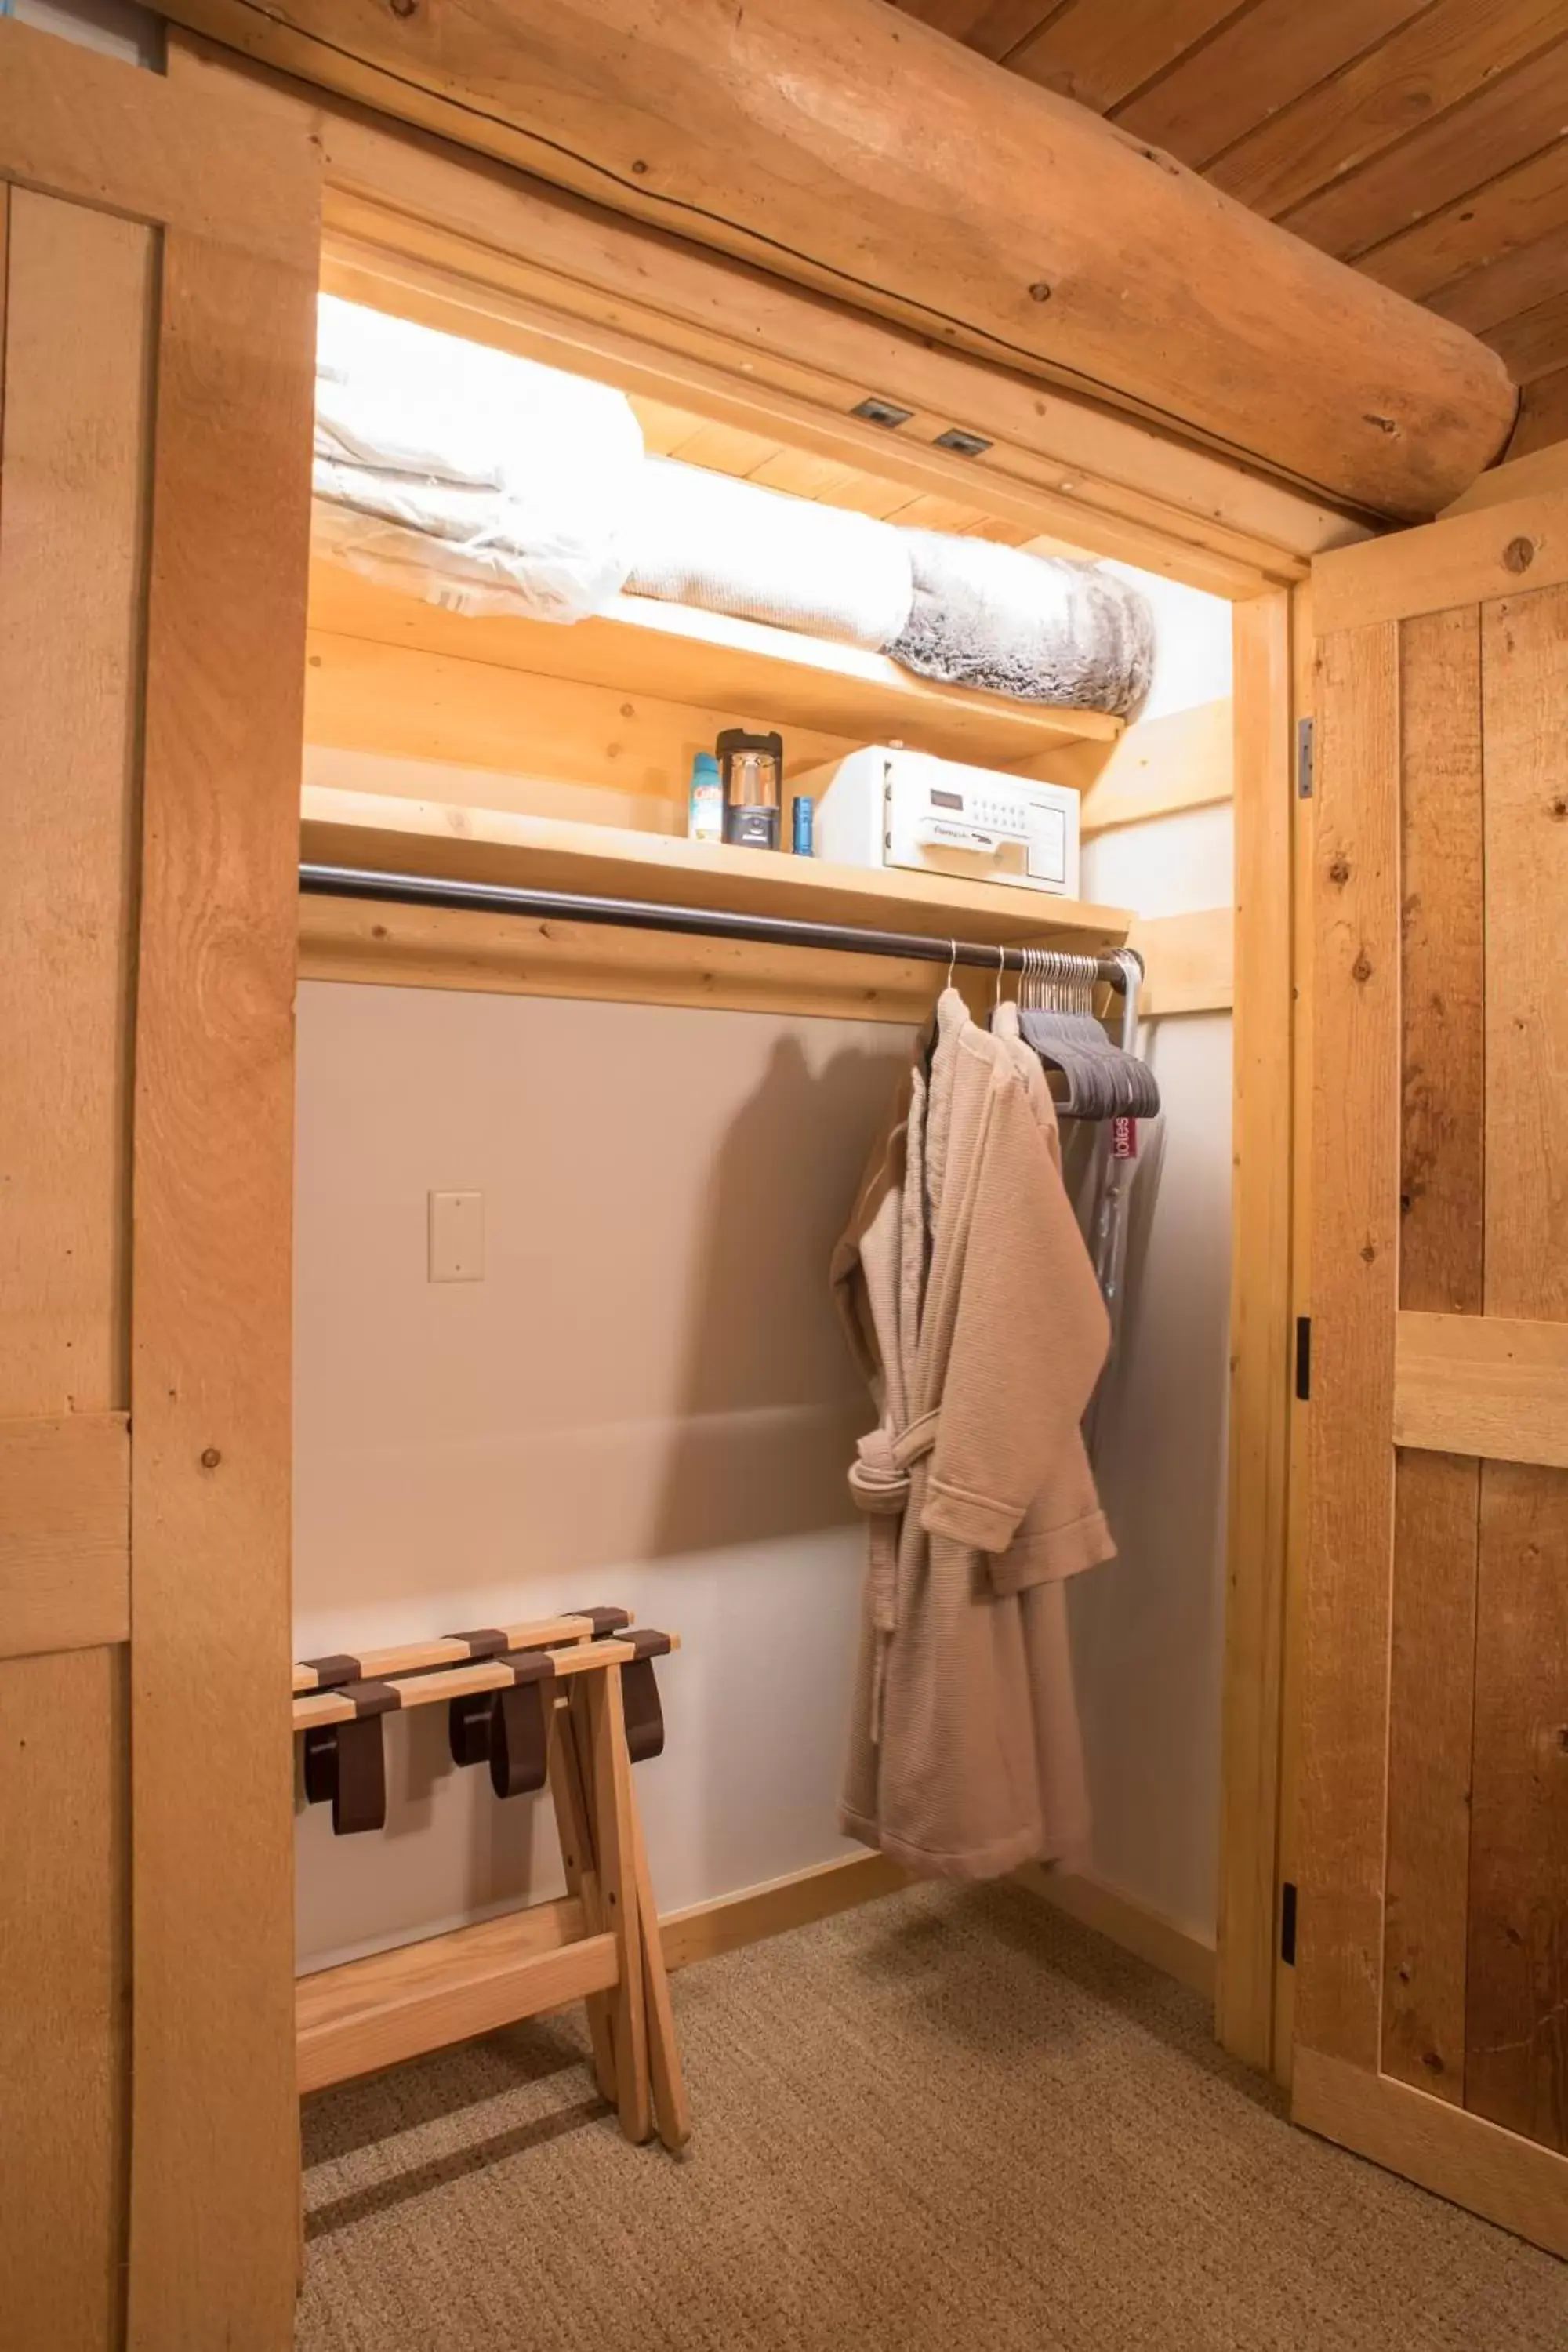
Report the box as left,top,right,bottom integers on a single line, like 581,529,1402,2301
1,13,1564,2349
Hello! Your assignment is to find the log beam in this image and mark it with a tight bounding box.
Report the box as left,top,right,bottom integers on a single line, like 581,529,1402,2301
152,0,1515,520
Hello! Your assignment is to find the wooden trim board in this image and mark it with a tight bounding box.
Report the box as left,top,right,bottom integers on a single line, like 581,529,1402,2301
1015,1864,1217,2001
1050,698,1233,838
1393,1311,1568,1468
1130,908,1233,1018
1294,2048,1568,2261
1216,590,1298,2074
0,18,317,263
660,1851,908,1973
1441,441,1568,519
1315,488,1568,632
0,1414,129,1659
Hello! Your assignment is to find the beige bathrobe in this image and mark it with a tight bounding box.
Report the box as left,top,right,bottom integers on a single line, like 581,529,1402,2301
831,989,1114,1880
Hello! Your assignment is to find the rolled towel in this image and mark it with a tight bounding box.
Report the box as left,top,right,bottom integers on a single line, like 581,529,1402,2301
887,533,1153,719
312,294,642,622
625,457,914,652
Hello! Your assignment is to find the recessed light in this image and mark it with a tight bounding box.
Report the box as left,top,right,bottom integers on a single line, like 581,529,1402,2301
851,397,914,428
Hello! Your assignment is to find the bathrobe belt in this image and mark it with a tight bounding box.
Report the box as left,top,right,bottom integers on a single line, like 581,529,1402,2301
848,1410,941,1638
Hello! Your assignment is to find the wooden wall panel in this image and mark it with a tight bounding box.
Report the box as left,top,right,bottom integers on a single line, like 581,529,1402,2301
1480,585,1568,1326
1381,607,1484,2103
0,185,151,2351
125,220,317,2350
0,192,151,1421
1467,1464,1568,2151
1464,582,1568,2155
1296,620,1401,2072
0,1414,130,1661
0,1649,129,2352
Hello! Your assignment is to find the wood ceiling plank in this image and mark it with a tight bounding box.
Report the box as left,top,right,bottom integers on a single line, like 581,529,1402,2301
745,447,868,499
1006,0,1242,114
1115,0,1431,172
881,491,990,532
1210,0,1568,223
1510,361,1568,455
1280,45,1568,261
1480,285,1568,383
894,0,1055,60
1357,138,1568,301
1428,228,1568,336
659,419,782,475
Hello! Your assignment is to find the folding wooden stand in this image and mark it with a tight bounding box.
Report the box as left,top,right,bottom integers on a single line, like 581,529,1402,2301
291,1610,689,2151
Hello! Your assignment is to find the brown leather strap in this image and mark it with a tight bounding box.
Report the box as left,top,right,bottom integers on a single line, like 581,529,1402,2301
571,1605,632,1637
448,1690,493,1768
449,1651,557,1773
297,1651,361,1690
301,1715,389,1835
301,1724,339,1808
332,1714,389,1835
490,1680,550,1799
443,1626,510,1661
344,1679,402,1718
503,1651,557,1686
623,1628,673,1662
622,1655,666,1766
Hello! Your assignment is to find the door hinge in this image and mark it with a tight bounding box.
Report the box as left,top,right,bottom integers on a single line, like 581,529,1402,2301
1280,1882,1298,1967
1297,714,1315,798
1294,1316,1312,1402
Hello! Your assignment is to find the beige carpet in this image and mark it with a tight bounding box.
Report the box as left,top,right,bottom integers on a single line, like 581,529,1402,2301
298,1881,1566,2352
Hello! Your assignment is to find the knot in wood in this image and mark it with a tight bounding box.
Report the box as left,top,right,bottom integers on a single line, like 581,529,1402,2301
1502,535,1536,574
1028,281,1052,303
387,0,418,16
1352,950,1372,983
200,1447,222,1470
1328,855,1351,885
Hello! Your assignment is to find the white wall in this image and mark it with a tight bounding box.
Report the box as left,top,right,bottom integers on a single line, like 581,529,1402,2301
1074,563,1233,1945
294,986,909,1968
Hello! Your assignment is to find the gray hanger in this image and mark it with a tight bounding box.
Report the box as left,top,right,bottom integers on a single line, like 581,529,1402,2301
1017,949,1160,1120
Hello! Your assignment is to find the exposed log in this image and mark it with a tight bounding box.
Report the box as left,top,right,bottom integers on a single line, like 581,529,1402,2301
153,0,1515,519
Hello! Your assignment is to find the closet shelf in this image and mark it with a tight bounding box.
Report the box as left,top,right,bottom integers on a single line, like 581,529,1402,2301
299,787,1134,953
306,557,1125,768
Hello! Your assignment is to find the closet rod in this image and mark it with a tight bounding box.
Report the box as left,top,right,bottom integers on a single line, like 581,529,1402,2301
299,862,1140,984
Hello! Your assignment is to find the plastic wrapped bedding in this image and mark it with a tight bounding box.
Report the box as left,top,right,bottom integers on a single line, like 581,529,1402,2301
312,294,643,622
623,457,913,650
887,533,1154,719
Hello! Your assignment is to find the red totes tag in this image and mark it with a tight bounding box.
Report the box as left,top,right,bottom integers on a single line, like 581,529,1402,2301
1111,1116,1138,1160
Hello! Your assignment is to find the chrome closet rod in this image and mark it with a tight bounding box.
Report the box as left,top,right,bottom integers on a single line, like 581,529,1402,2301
299,862,1141,987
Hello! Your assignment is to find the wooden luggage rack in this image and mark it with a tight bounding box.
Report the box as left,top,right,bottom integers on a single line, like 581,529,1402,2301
291,1606,688,2151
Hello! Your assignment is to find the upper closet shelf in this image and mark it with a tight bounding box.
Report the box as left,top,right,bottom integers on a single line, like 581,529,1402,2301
307,560,1125,769
301,787,1132,954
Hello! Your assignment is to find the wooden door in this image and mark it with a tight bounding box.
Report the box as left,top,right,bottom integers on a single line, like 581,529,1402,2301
0,24,318,2347
1295,488,1568,2256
